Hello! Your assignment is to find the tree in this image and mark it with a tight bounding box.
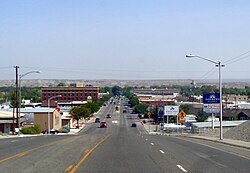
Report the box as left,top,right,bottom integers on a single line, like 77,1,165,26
57,82,66,87
112,85,122,96
84,102,100,114
129,97,139,107
196,109,209,122
70,106,91,128
133,104,148,114
179,104,191,114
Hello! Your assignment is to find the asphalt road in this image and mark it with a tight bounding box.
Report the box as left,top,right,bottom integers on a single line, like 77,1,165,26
0,97,249,173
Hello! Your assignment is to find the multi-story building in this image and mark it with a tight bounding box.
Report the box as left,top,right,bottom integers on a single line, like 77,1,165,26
41,86,99,103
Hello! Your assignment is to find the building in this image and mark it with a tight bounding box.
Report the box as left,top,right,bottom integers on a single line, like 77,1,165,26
223,95,249,108
1,108,63,133
0,111,25,134
41,86,99,103
134,88,179,107
134,88,180,96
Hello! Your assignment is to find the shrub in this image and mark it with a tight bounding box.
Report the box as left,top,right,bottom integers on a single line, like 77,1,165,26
20,124,42,134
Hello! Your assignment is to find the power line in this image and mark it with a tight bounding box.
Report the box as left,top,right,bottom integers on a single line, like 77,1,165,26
223,50,250,64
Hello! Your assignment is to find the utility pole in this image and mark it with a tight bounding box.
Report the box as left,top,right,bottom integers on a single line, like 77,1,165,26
14,66,19,133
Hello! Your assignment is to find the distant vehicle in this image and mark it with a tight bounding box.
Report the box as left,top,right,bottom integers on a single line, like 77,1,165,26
95,117,100,123
131,123,137,127
99,121,107,128
123,109,127,113
106,114,112,118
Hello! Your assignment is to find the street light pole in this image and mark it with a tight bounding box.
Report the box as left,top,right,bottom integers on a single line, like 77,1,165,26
18,71,40,135
186,54,224,140
48,95,62,134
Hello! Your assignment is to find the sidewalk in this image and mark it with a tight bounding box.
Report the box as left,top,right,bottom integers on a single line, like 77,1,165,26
0,117,96,139
142,122,250,149
183,135,250,149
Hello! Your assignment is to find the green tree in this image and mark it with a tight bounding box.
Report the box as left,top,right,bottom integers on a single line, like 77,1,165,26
57,82,66,87
196,110,209,122
112,85,122,96
133,104,148,114
84,102,100,114
179,104,191,114
69,106,91,128
129,97,139,107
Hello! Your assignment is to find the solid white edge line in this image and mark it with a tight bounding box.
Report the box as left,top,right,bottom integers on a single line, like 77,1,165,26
177,165,188,172
159,150,165,154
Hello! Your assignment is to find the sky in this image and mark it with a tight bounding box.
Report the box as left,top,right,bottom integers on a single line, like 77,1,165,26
0,0,250,81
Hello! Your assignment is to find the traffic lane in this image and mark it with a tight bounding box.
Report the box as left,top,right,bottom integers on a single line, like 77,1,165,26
74,125,183,173
179,136,250,159
0,127,111,173
0,135,73,160
72,108,183,173
145,135,250,173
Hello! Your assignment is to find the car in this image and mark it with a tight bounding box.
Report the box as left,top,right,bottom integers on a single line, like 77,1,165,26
131,123,137,127
95,117,100,123
106,114,112,118
99,121,107,128
42,129,59,134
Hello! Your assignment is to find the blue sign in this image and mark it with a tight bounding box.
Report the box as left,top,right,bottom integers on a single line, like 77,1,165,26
203,93,220,104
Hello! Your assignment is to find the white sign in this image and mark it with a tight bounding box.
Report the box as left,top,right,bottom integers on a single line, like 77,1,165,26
164,106,179,116
203,103,220,114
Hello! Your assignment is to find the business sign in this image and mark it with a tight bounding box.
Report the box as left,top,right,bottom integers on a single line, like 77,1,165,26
203,93,220,104
203,103,220,114
164,106,179,116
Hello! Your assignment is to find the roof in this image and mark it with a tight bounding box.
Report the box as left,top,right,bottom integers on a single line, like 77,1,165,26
2,108,58,114
0,111,25,118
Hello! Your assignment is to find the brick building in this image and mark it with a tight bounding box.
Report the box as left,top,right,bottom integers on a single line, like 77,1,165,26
41,86,99,103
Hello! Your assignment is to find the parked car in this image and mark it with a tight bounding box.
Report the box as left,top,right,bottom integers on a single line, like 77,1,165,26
42,129,59,134
95,117,100,123
99,121,107,128
106,114,112,118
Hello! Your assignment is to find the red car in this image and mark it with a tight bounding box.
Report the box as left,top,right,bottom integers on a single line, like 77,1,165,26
99,121,107,128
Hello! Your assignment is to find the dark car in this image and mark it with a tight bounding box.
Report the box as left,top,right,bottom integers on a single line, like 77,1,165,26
42,129,59,134
106,114,112,118
95,117,100,123
100,121,107,128
131,123,137,127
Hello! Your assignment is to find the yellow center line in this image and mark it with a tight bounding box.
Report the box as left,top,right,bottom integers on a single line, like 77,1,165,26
64,164,74,173
69,134,112,173
0,137,71,164
85,149,90,153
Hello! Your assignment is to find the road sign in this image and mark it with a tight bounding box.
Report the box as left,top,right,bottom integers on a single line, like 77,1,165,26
203,93,220,104
164,106,179,116
178,119,186,124
178,111,186,119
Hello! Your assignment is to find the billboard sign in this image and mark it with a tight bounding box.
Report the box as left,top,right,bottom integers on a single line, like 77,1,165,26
164,106,179,116
203,103,220,114
203,93,220,104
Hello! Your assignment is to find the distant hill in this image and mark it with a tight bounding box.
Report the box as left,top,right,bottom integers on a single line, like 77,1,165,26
0,79,250,88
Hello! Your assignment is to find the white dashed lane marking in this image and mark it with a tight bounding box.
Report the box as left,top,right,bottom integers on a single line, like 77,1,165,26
159,150,165,154
177,165,188,172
